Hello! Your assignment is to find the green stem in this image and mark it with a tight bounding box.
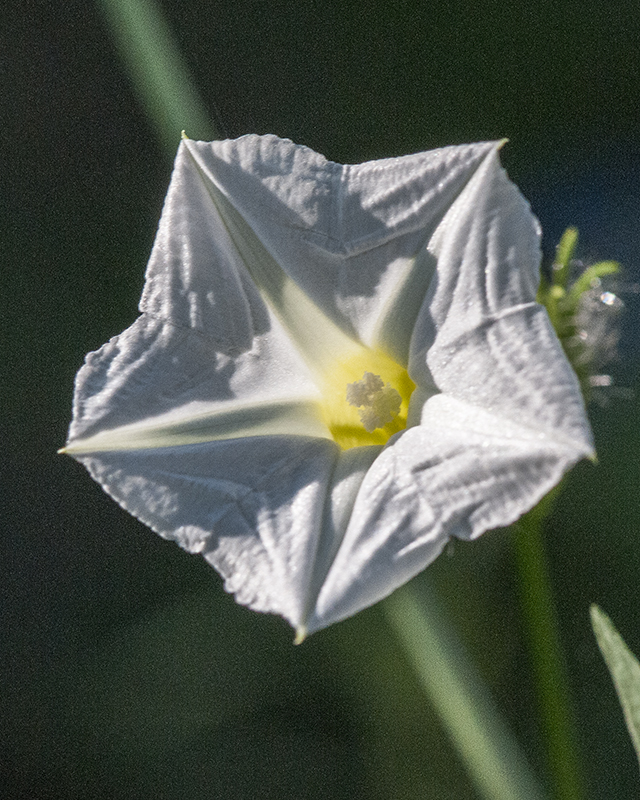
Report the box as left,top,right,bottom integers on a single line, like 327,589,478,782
384,581,549,800
97,0,218,156
513,511,585,800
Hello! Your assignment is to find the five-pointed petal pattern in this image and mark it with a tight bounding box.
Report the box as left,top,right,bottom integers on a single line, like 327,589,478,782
64,135,593,638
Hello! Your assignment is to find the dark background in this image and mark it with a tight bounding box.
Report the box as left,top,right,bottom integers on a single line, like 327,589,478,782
3,1,640,798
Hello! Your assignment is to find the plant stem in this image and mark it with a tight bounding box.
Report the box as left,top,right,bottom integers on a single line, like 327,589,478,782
97,0,218,156
513,510,585,800
385,581,549,800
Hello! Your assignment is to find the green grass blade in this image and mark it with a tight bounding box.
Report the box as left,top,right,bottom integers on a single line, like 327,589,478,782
97,0,218,155
384,581,549,800
590,605,640,769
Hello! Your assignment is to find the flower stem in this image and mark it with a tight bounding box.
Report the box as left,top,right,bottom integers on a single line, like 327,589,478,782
512,509,585,800
97,0,218,156
384,581,549,800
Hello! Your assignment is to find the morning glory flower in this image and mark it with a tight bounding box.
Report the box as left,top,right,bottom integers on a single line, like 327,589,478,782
63,135,594,640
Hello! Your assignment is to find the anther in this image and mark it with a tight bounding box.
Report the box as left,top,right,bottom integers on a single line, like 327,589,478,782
346,372,402,432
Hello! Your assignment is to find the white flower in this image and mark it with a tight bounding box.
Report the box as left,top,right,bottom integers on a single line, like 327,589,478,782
63,135,593,640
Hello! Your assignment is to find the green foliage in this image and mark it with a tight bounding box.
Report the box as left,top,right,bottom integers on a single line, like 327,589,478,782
537,228,620,399
97,0,217,154
512,509,584,800
385,582,548,800
590,605,640,770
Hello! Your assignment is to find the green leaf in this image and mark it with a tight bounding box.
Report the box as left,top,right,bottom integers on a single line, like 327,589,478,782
566,261,620,306
590,604,640,768
552,226,579,290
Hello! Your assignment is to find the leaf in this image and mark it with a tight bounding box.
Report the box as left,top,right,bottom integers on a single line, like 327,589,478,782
590,604,640,768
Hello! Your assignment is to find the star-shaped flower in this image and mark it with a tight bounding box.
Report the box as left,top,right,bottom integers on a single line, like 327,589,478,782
63,135,593,640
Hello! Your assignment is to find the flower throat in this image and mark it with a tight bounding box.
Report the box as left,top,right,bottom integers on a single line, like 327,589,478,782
320,349,415,450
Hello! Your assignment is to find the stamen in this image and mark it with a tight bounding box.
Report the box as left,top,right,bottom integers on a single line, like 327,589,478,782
346,372,403,433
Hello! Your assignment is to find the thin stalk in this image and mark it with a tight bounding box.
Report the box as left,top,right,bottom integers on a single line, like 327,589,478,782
384,581,549,800
97,0,218,156
513,510,585,800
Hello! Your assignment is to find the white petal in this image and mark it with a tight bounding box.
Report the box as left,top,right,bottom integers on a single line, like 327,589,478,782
66,141,335,449
74,439,382,632
180,139,361,374
306,394,585,633
185,136,500,361
300,445,381,631
409,147,593,453
67,314,327,449
304,149,594,633
75,437,339,628
140,142,268,346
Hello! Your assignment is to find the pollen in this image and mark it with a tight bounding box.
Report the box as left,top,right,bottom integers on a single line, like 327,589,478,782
319,348,415,450
346,372,403,432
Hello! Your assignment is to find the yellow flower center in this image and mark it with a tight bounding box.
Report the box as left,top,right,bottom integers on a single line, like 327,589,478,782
319,349,415,450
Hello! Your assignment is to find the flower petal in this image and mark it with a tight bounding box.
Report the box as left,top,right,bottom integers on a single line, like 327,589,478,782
304,150,595,633
184,136,500,362
306,394,586,633
409,147,593,453
66,141,335,450
67,314,326,449
180,139,363,375
75,437,339,629
65,135,595,638
140,141,269,346
73,439,382,633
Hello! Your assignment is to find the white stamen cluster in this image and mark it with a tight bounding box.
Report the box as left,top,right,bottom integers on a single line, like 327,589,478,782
346,372,402,432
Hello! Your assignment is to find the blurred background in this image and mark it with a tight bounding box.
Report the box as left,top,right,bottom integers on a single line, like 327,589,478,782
3,1,640,798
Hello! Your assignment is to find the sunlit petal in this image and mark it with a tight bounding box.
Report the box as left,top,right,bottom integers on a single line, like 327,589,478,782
66,314,326,448
307,395,585,632
75,437,339,628
409,148,593,451
184,136,500,363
